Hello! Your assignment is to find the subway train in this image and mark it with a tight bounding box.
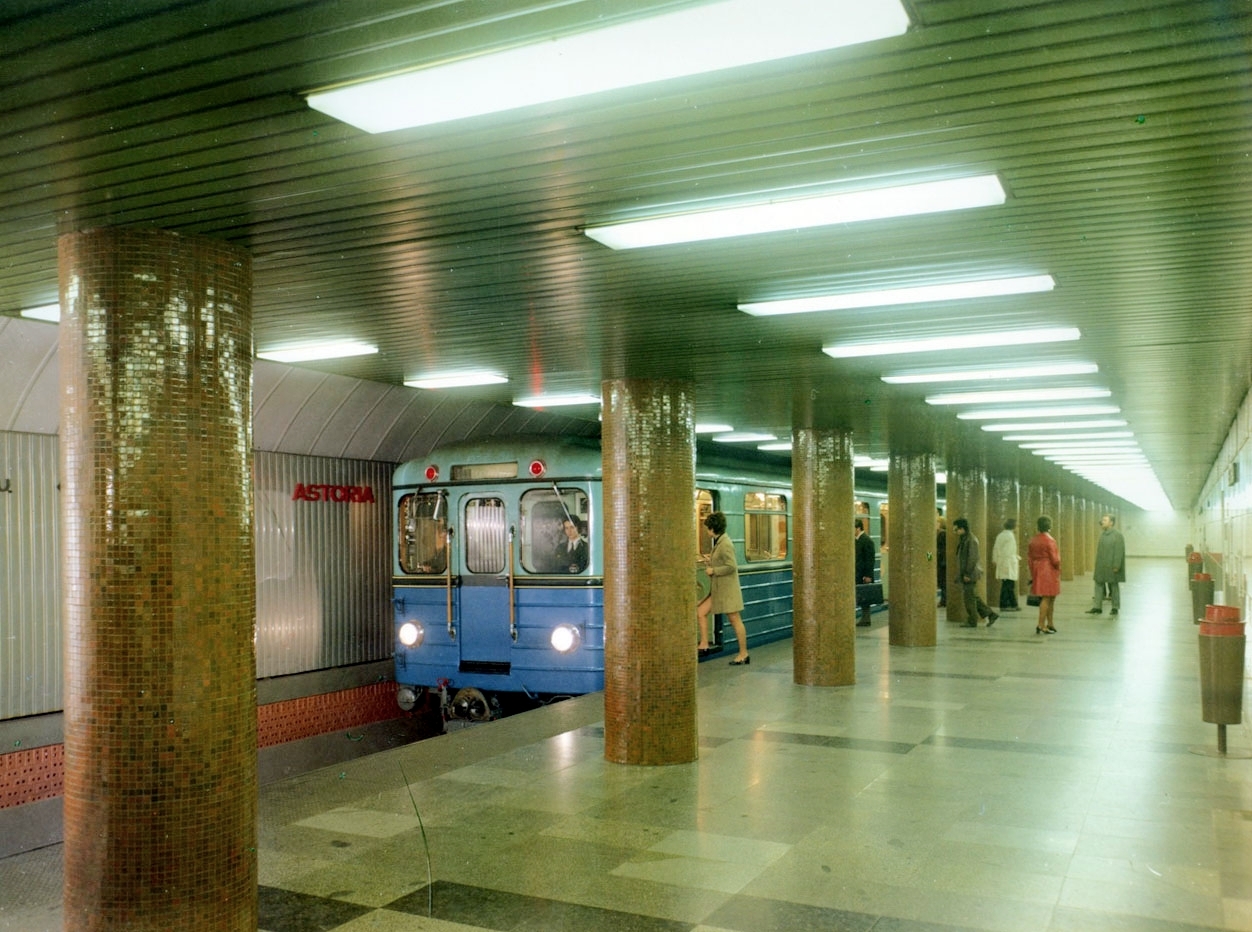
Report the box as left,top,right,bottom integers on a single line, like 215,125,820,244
390,435,889,722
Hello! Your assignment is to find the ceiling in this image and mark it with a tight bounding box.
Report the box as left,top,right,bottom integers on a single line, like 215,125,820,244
2,0,1250,510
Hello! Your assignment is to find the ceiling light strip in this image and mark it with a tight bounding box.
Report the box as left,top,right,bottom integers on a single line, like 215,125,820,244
309,0,910,134
882,362,1098,384
742,274,1053,316
589,174,1004,250
826,326,1080,359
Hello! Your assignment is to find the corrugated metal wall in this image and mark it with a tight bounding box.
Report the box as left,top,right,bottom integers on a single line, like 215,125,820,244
0,432,61,718
254,451,393,678
0,434,395,719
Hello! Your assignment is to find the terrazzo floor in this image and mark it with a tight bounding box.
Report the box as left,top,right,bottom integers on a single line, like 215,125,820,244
2,556,1250,931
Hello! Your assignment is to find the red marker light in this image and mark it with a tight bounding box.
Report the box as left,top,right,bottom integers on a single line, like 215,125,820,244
528,459,546,478
424,465,439,481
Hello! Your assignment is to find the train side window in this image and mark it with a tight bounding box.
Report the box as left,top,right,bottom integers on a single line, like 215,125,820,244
398,492,448,574
694,489,715,557
744,492,787,561
464,497,507,574
520,488,589,574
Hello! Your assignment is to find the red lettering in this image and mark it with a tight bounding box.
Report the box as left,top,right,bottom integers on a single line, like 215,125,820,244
291,484,376,504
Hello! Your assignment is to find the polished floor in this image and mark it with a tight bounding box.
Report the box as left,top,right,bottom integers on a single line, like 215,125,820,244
2,557,1250,931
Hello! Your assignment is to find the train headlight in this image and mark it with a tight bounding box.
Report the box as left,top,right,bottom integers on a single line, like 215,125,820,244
550,623,581,653
396,687,418,711
399,622,424,647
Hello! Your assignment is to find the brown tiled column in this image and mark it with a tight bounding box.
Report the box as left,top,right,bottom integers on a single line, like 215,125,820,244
601,379,697,765
1020,482,1044,595
988,475,1019,606
943,452,987,624
792,427,854,686
1046,487,1063,567
886,403,938,646
59,229,256,930
1076,498,1090,577
1059,493,1077,581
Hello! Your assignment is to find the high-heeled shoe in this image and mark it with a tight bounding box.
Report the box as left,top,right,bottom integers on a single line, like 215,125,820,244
729,655,750,665
1046,626,1057,633
1035,627,1046,635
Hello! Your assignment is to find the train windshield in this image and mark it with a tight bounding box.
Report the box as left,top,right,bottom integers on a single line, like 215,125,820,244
520,487,589,574
398,492,448,574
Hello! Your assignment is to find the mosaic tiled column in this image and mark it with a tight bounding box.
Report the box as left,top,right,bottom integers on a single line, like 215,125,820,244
1059,494,1077,581
601,379,697,765
59,229,256,931
887,404,938,646
943,456,986,624
1046,487,1063,570
1020,483,1044,595
792,427,855,686
987,475,1019,607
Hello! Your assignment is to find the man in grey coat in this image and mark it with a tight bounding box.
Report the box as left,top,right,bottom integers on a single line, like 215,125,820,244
1087,514,1126,616
953,517,998,628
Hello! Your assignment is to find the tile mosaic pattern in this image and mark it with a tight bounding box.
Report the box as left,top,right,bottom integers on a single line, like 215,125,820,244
791,428,856,687
2,557,1250,932
57,228,256,930
0,745,62,809
601,379,698,766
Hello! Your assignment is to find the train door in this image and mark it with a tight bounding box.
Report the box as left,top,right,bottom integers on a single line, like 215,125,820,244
695,487,716,603
458,494,513,672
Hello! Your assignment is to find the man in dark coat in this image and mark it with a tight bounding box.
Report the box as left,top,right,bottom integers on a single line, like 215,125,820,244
953,517,998,628
1086,514,1126,616
855,519,876,626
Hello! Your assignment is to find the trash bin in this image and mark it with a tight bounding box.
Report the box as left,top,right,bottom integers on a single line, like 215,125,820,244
1187,550,1203,586
1191,573,1214,625
1198,605,1244,725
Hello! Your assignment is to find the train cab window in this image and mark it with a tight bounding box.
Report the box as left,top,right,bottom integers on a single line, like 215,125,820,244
744,492,788,562
464,498,507,574
694,489,715,557
398,492,448,575
520,488,589,574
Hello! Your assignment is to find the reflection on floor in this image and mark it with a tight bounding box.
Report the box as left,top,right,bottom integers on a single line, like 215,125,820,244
2,557,1250,932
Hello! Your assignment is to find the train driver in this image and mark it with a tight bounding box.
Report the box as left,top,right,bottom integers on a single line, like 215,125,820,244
558,517,588,573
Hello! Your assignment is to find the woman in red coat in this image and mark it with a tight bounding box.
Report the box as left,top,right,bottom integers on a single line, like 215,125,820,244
1028,515,1061,634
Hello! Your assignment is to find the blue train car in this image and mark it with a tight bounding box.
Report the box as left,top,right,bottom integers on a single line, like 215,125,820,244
391,435,802,721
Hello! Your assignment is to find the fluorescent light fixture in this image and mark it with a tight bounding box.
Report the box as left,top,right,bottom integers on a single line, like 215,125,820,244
588,174,1003,249
1001,431,1133,442
696,423,735,434
758,441,793,451
1020,440,1139,450
926,387,1110,406
883,362,1098,384
824,326,1080,359
981,419,1127,432
935,471,948,484
257,341,378,363
405,372,508,389
513,392,601,408
712,432,776,443
742,274,1053,316
957,404,1120,421
308,0,909,134
20,303,60,322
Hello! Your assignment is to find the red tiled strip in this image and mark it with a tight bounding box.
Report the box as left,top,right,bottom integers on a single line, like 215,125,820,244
0,682,403,809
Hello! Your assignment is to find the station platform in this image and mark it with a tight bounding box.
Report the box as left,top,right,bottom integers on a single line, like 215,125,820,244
2,557,1249,931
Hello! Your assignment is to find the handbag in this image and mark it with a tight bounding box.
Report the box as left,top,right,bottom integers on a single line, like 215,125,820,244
1026,594,1042,606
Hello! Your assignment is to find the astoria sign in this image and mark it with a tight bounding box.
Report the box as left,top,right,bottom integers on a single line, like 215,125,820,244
291,483,376,504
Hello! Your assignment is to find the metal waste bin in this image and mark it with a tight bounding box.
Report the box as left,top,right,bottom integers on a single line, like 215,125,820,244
1191,573,1214,625
1198,605,1245,755
1187,550,1203,586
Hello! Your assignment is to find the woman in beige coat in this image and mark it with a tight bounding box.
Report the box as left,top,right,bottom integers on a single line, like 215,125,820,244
696,511,749,665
